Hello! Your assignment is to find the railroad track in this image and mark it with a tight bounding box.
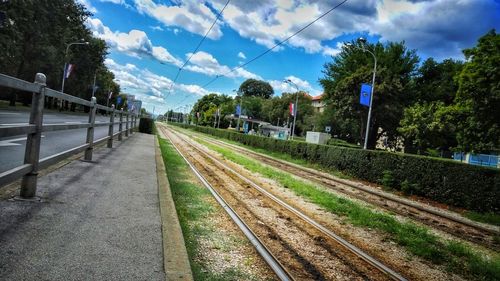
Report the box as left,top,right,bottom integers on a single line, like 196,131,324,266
180,129,500,251
160,125,407,281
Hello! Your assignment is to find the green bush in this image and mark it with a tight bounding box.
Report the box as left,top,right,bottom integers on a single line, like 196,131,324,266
380,170,395,189
138,117,154,134
173,123,500,213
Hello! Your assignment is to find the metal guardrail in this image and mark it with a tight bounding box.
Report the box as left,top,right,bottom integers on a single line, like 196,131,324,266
0,73,138,198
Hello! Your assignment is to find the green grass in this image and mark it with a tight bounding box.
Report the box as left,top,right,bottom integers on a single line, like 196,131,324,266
178,128,351,180
158,137,266,281
197,139,500,281
465,211,500,227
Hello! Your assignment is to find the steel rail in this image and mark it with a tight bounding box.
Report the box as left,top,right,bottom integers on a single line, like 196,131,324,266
168,126,407,281
196,134,500,236
159,126,294,281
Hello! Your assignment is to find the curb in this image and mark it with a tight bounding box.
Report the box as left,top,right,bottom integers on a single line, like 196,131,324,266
155,137,194,281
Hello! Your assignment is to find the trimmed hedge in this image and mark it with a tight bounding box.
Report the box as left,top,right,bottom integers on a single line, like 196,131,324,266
139,117,154,134
174,123,500,213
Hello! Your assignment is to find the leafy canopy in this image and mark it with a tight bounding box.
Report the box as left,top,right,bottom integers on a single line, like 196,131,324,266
238,78,274,99
320,41,419,148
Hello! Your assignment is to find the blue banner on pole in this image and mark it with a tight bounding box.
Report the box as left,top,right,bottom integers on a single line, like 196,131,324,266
235,104,241,116
360,83,372,107
117,96,122,106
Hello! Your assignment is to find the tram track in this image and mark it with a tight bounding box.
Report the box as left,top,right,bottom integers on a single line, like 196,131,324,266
159,125,407,281
182,131,500,251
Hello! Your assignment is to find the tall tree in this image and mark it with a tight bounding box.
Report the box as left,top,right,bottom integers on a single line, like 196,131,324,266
238,79,274,99
320,41,419,148
454,30,500,152
414,58,463,105
0,0,119,109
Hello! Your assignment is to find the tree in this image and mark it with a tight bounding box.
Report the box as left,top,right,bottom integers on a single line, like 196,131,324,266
414,58,463,105
191,93,232,126
320,41,419,148
398,102,458,154
260,92,314,136
238,79,274,99
454,30,500,152
0,0,119,110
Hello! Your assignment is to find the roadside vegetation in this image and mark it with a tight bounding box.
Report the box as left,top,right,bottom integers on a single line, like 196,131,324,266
465,212,500,227
178,126,500,228
158,136,272,281
197,138,500,281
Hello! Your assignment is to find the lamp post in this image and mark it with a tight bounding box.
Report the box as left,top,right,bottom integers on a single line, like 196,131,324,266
60,41,89,94
284,79,299,140
233,89,243,132
346,38,377,150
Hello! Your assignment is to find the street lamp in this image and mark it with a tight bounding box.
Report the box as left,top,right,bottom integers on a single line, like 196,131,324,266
283,79,299,140
233,89,243,132
60,41,89,94
346,37,377,150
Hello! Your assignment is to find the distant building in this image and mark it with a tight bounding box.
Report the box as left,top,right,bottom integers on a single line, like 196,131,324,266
311,94,325,113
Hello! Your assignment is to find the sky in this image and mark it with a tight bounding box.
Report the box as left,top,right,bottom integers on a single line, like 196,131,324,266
78,0,500,115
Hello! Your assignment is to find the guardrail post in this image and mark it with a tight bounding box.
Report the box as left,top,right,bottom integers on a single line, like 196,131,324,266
107,104,115,148
84,97,97,161
130,115,134,135
125,113,129,137
20,73,46,198
118,108,123,141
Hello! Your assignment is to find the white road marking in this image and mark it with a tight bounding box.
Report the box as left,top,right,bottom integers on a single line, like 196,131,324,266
0,123,29,126
0,112,22,115
0,135,45,147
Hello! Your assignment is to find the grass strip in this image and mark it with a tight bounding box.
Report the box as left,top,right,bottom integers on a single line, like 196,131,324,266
175,126,351,180
177,126,498,228
465,211,500,227
158,136,265,281
197,139,500,281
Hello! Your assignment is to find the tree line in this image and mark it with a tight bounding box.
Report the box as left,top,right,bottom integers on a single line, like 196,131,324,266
181,30,499,155
0,0,124,111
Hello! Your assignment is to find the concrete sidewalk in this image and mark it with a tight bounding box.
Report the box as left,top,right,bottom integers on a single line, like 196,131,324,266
0,134,168,280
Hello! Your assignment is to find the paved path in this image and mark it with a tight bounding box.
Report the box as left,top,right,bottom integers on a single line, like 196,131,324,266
0,133,166,280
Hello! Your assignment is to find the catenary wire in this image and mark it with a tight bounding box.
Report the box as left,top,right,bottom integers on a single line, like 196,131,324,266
201,0,349,89
165,0,231,99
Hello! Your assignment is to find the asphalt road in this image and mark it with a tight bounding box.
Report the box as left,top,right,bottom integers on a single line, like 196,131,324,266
0,109,126,173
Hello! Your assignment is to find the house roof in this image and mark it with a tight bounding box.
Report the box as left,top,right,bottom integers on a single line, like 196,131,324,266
312,94,324,101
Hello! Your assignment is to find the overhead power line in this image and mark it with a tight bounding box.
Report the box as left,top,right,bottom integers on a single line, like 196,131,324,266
165,0,231,98
202,0,349,89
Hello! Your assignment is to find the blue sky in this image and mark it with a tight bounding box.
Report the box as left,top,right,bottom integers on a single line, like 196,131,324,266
79,0,500,114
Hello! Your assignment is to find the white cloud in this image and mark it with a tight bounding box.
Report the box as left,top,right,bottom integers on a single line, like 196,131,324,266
184,51,262,80
322,42,344,57
373,0,500,59
208,0,498,59
150,25,164,31
211,0,369,55
99,0,126,4
87,18,182,66
237,52,246,59
133,0,222,40
104,58,210,105
77,0,97,13
268,75,321,96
